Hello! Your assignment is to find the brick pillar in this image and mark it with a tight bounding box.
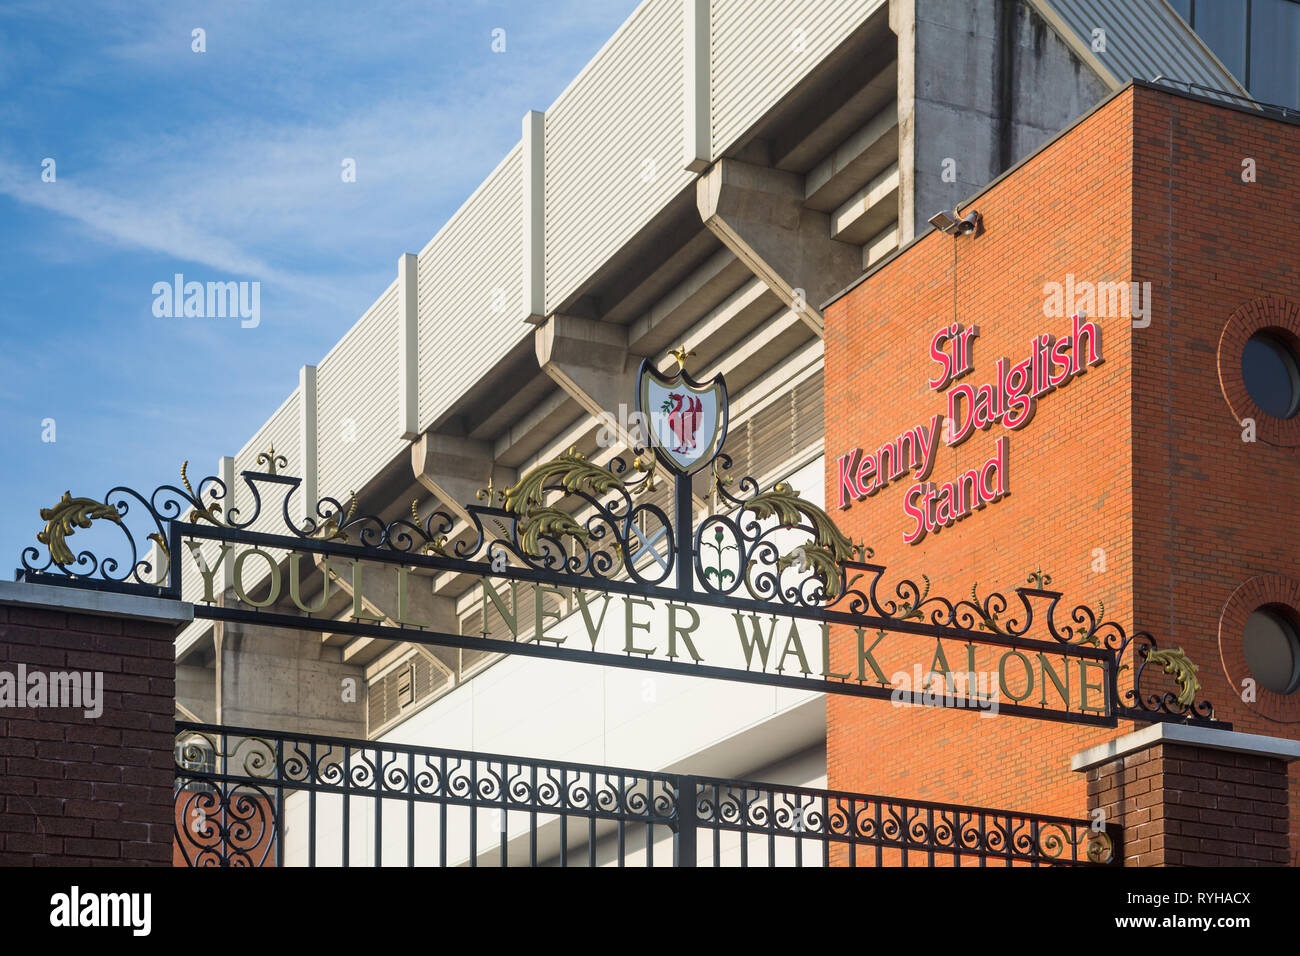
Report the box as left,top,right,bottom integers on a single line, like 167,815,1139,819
0,580,191,866
1072,723,1298,867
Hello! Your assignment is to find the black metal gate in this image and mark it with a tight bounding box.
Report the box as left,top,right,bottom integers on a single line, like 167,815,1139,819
174,721,1118,867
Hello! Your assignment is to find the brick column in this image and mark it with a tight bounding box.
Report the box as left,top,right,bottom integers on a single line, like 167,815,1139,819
0,580,191,866
1072,723,1299,867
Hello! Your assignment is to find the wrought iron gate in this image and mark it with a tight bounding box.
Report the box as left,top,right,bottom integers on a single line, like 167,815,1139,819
174,721,1118,867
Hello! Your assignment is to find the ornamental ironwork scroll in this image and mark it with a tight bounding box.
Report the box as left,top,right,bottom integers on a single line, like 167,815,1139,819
23,356,1223,730
173,722,1116,867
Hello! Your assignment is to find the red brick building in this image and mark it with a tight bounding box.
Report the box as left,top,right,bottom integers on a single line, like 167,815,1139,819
824,81,1300,862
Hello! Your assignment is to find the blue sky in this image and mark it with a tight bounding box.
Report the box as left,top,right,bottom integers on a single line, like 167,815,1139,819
0,0,639,576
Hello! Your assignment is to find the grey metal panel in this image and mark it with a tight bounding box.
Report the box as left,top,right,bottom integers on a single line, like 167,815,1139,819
1034,0,1248,98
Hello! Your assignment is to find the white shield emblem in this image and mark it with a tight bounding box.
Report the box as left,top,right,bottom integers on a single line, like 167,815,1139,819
637,360,728,474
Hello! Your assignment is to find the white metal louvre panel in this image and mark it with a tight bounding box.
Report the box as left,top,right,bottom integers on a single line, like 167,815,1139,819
317,280,403,503
367,653,448,736
417,145,525,434
740,370,824,485
710,0,884,159
543,0,691,315
702,370,823,505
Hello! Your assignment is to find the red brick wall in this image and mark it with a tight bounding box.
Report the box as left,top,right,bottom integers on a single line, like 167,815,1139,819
1130,87,1300,862
0,601,179,865
824,83,1300,862
824,88,1139,830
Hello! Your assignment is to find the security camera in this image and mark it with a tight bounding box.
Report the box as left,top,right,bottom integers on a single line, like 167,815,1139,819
928,208,983,237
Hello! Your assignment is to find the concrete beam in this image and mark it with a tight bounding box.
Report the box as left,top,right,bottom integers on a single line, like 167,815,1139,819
215,620,365,737
535,313,641,449
864,222,900,269
803,105,898,212
625,248,745,354
696,158,861,337
830,162,900,244
411,431,516,526
491,387,575,463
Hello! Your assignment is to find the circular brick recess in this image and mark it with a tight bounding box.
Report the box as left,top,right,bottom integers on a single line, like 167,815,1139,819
1217,294,1300,446
1219,575,1300,723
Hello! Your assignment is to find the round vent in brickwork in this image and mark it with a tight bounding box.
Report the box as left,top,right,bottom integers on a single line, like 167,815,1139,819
1218,295,1300,446
1219,575,1300,723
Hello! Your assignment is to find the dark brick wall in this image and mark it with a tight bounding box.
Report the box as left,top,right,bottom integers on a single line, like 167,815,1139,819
1086,742,1291,866
0,600,180,866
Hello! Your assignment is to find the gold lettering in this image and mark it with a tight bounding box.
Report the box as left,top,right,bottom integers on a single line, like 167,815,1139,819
348,559,384,623
623,596,656,657
820,623,852,680
533,585,569,646
666,602,703,662
998,650,1035,702
1078,660,1107,714
395,566,429,627
480,578,518,639
855,628,890,685
233,547,281,609
926,639,955,693
185,540,231,604
776,620,812,676
1038,653,1072,708
288,552,330,613
575,590,611,649
733,613,777,670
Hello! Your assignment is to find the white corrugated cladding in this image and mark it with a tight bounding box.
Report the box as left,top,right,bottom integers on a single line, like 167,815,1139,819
709,0,885,159
417,144,524,433
1032,0,1246,96
317,280,403,501
542,0,691,315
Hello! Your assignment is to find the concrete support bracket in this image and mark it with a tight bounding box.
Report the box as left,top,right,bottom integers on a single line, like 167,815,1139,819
696,159,860,337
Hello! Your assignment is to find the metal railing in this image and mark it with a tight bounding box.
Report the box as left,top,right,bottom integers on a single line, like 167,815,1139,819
173,722,1118,867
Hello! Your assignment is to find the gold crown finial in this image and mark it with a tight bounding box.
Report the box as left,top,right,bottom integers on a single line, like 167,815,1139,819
256,442,287,476
669,345,695,371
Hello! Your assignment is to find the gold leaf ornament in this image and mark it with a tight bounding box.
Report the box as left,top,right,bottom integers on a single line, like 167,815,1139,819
37,492,123,565
744,482,856,598
502,449,626,556
1144,646,1202,709
180,460,222,525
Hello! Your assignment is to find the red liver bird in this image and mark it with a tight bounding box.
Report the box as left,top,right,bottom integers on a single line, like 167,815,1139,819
666,392,703,453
